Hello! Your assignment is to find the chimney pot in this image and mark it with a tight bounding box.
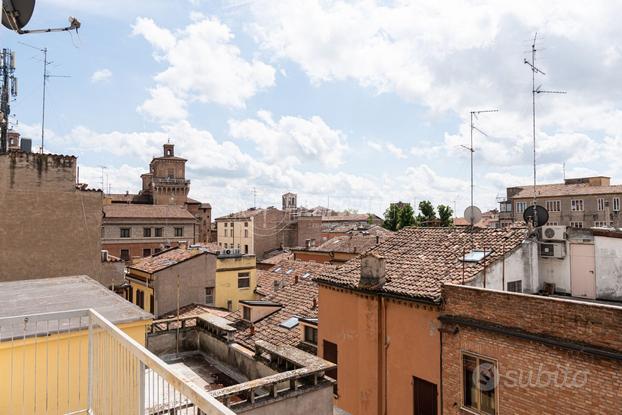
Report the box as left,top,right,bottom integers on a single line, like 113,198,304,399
359,253,386,287
312,297,317,309
294,274,299,284
250,324,255,336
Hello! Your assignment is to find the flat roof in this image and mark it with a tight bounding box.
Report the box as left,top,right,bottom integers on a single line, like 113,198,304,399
0,275,152,339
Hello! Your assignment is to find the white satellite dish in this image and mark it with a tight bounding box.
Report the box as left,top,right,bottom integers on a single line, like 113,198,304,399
464,205,482,226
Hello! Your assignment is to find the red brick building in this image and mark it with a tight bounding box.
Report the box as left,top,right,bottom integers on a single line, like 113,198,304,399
440,284,622,414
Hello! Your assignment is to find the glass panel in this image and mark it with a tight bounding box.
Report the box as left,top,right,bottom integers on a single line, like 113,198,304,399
479,359,497,414
463,354,477,409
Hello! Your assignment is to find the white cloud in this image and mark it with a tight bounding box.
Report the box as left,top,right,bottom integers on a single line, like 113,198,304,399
137,86,188,122
367,140,407,159
90,68,112,83
132,15,275,110
228,111,348,167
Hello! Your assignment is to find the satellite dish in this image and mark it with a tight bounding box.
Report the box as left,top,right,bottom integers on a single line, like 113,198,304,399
523,205,549,227
464,206,482,226
2,0,36,30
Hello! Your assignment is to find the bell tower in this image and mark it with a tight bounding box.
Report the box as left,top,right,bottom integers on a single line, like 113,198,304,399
147,142,190,205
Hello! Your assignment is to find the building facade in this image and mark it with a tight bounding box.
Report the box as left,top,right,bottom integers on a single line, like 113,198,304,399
498,176,622,228
102,204,197,261
214,253,257,311
216,207,322,260
440,284,622,415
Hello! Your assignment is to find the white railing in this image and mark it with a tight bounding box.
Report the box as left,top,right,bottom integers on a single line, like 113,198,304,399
0,309,235,415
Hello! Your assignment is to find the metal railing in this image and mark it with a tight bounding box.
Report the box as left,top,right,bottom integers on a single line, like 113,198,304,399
0,309,235,415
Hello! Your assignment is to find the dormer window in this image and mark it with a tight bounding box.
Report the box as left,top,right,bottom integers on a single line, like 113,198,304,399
242,305,251,321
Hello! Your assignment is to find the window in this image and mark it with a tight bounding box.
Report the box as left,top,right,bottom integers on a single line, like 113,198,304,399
154,248,161,254
224,243,228,249
570,221,584,228
167,169,174,178
323,340,338,395
413,377,438,415
149,294,154,314
127,286,133,303
571,199,584,211
244,244,249,254
545,200,561,212
238,272,250,289
120,249,130,261
548,222,559,226
304,325,318,345
136,289,145,309
224,222,228,227
120,228,131,238
224,229,228,237
242,306,251,321
280,317,299,329
244,222,248,227
463,353,497,414
155,227,163,237
614,197,621,212
507,280,522,293
143,228,152,237
174,227,183,237
230,222,234,227
515,202,527,213
597,198,605,211
205,287,214,305
142,248,151,257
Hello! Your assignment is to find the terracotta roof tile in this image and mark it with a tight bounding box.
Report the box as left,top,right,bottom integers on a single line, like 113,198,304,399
315,226,527,303
103,204,197,219
128,247,210,273
227,260,335,351
309,226,393,254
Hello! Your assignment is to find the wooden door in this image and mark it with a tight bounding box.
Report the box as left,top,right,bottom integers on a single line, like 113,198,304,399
413,376,437,415
570,244,596,299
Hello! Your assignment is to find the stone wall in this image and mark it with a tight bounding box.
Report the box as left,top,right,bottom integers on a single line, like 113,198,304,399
0,152,118,284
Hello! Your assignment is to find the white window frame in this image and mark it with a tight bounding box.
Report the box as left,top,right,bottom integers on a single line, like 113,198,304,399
614,197,620,212
571,199,584,211
545,200,561,212
570,221,583,228
597,198,605,211
515,202,527,214
461,351,498,415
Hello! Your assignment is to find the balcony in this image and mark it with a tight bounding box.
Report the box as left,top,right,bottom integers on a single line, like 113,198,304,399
153,177,191,186
0,308,234,415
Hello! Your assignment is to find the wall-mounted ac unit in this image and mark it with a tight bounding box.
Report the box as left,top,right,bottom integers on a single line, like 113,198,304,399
540,242,565,258
541,225,566,241
219,248,241,257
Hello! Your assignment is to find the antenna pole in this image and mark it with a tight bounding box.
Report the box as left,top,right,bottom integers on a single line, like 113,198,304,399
40,48,47,153
470,111,474,227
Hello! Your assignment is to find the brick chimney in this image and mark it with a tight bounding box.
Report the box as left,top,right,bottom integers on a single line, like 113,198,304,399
178,240,188,250
359,252,386,287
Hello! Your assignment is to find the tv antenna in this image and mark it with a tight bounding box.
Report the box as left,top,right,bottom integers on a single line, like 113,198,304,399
0,48,17,153
524,32,566,227
19,42,70,153
2,0,81,35
461,109,497,228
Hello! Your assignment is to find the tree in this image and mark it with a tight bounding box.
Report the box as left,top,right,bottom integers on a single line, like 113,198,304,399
438,204,454,227
383,203,400,231
417,200,437,227
398,204,416,228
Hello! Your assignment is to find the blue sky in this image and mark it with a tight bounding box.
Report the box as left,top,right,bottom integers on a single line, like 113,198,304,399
3,1,622,217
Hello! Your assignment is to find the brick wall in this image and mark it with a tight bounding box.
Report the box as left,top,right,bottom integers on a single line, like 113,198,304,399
1,152,77,191
440,285,622,414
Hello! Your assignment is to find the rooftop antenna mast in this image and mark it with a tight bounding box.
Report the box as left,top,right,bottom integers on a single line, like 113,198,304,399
461,109,497,228
0,48,17,153
524,32,565,226
19,42,71,153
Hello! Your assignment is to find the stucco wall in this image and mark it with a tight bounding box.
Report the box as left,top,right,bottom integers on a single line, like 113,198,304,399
594,236,622,301
152,253,216,316
240,385,334,415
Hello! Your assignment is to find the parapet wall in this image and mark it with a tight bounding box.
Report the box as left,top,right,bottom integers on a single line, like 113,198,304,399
1,152,77,192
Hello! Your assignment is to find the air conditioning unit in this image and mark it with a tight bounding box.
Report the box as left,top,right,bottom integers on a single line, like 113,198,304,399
541,225,566,241
219,248,241,257
540,242,565,258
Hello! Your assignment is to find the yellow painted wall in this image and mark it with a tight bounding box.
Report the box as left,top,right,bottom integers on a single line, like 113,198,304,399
0,320,149,415
215,255,257,311
129,279,154,313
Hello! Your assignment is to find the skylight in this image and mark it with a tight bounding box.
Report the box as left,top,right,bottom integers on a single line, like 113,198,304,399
301,272,311,279
285,269,294,274
279,317,299,329
273,267,282,272
461,250,493,263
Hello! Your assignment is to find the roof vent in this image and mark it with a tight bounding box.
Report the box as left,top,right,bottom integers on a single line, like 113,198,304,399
360,253,386,287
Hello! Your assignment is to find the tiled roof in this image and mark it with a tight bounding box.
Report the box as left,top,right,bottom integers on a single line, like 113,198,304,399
322,213,373,222
259,250,293,266
315,226,527,303
511,183,622,199
216,208,265,220
255,260,335,296
227,260,335,351
128,247,210,273
103,204,197,220
310,226,393,254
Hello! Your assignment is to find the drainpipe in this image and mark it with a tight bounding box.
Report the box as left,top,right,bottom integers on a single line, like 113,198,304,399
377,295,388,415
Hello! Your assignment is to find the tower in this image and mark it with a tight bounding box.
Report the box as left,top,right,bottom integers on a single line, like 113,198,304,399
282,192,297,211
144,143,190,205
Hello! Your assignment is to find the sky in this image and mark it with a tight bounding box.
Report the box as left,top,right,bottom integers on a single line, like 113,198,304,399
2,0,622,218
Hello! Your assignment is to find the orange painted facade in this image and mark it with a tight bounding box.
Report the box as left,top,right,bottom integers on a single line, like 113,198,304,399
318,284,441,415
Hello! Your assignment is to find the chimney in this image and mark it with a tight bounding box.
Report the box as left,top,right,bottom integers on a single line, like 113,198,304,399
376,235,380,244
178,240,188,250
250,324,255,336
312,297,317,309
359,253,386,287
294,274,299,284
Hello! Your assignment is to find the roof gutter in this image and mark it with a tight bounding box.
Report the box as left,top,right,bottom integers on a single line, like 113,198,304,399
315,280,439,306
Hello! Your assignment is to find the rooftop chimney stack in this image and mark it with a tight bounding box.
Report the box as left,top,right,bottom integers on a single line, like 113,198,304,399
359,253,386,287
